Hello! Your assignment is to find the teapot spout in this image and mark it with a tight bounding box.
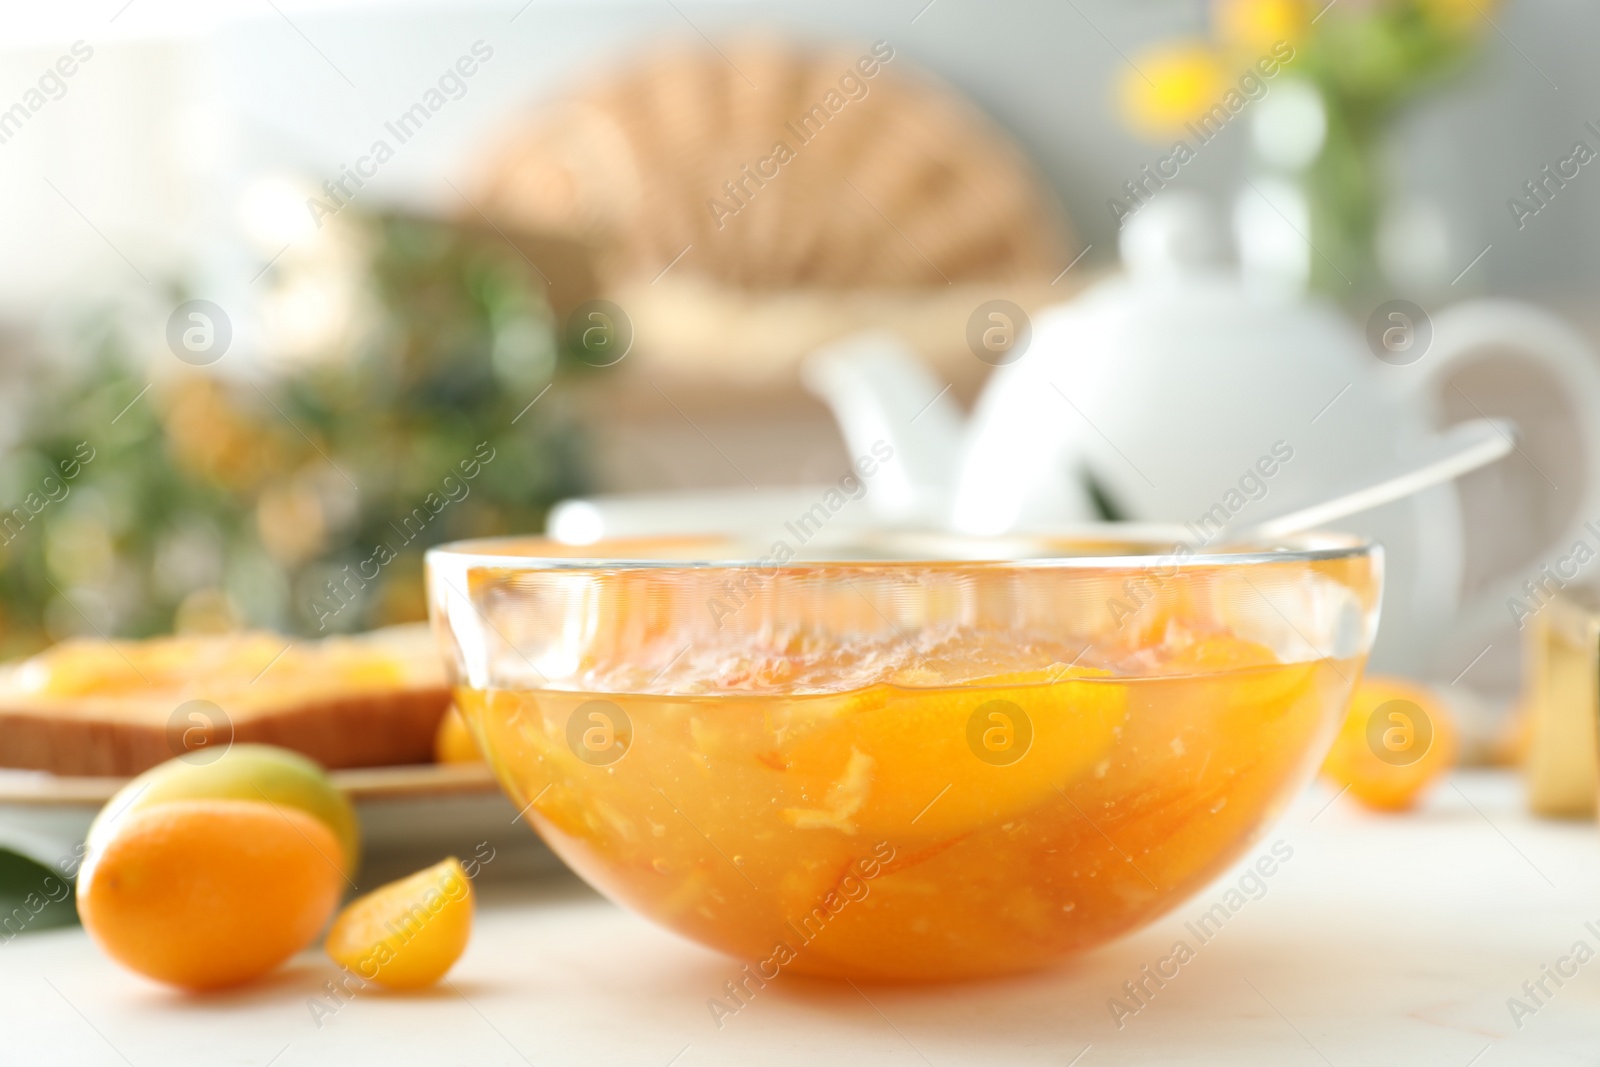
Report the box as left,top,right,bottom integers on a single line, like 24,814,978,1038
801,332,964,525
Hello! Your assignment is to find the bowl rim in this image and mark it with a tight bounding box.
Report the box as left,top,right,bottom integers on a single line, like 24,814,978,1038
425,527,1377,572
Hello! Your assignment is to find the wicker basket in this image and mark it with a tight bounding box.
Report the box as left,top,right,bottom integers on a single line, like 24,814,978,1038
471,39,1081,381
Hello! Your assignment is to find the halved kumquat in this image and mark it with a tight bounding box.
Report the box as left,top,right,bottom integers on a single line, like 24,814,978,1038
325,857,473,989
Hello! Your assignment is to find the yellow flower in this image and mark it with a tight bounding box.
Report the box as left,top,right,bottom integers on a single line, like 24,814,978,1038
1214,0,1306,53
1119,43,1230,139
1420,0,1495,34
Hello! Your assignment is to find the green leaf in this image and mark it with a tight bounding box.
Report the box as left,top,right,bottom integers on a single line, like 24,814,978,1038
0,848,78,940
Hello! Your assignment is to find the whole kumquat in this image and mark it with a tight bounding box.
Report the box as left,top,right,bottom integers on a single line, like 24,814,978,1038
77,798,345,990
89,745,359,875
1321,676,1456,811
433,705,484,764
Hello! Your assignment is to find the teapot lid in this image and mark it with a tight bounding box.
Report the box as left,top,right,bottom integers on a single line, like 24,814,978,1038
1118,191,1228,282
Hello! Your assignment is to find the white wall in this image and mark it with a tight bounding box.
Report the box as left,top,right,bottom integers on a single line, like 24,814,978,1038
0,0,1594,326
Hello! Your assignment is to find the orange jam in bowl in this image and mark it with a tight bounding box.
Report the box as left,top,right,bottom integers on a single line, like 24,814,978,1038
429,532,1379,981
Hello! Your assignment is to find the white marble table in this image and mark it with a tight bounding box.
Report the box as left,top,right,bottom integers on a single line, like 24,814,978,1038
3,770,1596,1066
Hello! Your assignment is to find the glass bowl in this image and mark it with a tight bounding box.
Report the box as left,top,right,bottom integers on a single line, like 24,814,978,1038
426,530,1380,982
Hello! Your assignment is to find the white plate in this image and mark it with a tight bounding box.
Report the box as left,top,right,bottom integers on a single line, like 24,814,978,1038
0,763,563,886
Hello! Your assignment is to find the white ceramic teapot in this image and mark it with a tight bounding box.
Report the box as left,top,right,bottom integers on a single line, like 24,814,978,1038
805,196,1600,678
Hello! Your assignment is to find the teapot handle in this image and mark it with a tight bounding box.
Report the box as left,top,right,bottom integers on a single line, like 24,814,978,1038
1395,299,1600,637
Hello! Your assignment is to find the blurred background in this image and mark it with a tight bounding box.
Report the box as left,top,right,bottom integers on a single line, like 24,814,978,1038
1,0,1595,746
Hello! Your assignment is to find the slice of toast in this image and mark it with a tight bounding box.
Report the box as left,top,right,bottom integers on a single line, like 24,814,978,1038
0,625,452,777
